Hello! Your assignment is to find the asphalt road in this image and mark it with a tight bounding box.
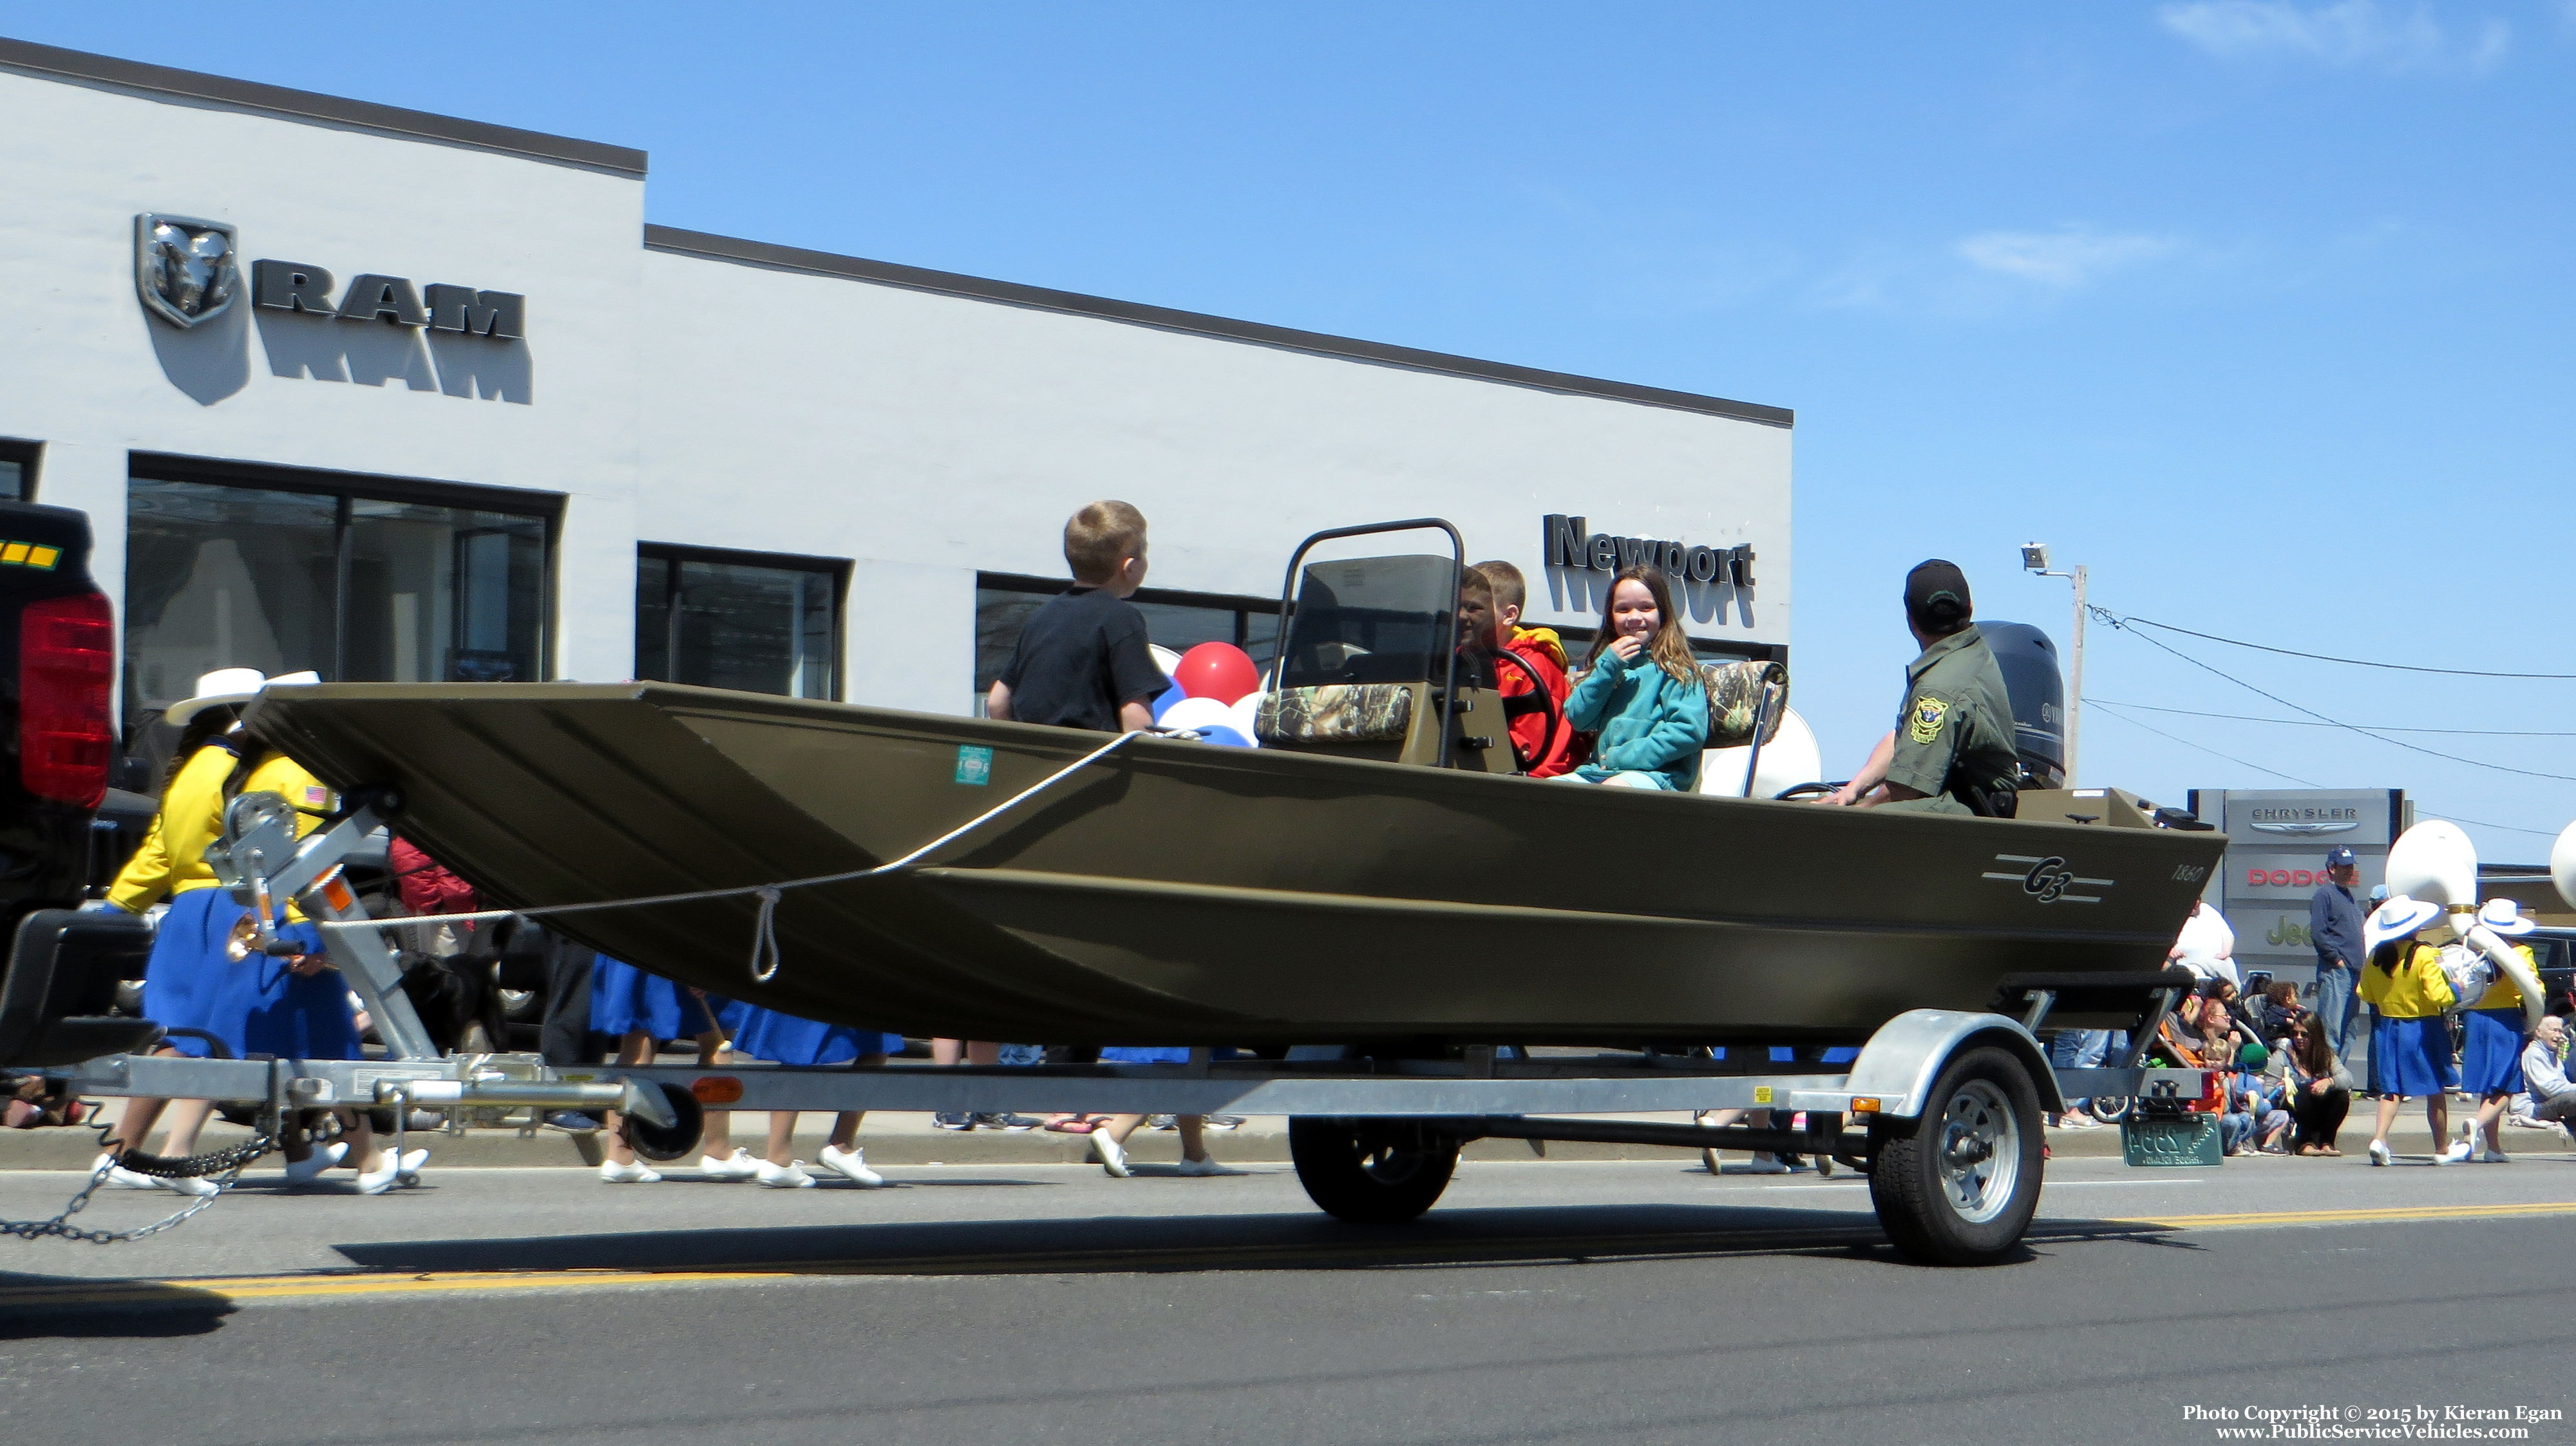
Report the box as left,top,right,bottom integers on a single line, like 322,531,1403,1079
5,1148,2572,1445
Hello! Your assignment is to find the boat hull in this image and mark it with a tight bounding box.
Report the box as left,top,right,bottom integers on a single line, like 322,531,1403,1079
248,684,2229,1046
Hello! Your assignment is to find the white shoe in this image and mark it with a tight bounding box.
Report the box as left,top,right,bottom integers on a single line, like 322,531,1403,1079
2367,1139,2391,1166
1175,1156,1238,1177
160,1172,221,1197
392,1147,428,1184
697,1149,761,1182
91,1153,160,1190
756,1159,816,1189
600,1158,663,1185
1732,1158,1792,1176
356,1154,406,1194
2480,1150,2510,1164
817,1144,884,1187
2441,1140,2472,1164
1093,1132,1130,1178
283,1141,349,1185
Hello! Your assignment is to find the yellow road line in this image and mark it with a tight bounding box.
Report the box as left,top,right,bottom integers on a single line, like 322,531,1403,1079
8,1200,2570,1309
2106,1200,2576,1230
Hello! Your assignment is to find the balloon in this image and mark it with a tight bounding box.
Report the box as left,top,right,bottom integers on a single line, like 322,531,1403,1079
1173,642,1260,705
1148,681,1188,722
1158,696,1237,736
1188,724,1256,749
1228,690,1265,744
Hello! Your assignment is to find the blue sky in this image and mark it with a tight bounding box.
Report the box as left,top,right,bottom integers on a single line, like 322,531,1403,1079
18,2,2573,856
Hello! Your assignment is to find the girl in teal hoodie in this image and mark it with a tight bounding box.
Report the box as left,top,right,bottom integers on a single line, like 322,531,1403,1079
1563,566,1709,790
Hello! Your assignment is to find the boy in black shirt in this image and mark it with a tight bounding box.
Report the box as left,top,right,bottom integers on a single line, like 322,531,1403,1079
987,500,1168,731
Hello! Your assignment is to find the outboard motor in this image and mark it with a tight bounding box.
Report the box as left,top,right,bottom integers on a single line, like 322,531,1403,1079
1978,621,2066,791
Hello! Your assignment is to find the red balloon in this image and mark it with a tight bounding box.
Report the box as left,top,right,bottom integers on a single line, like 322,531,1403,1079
1173,642,1260,705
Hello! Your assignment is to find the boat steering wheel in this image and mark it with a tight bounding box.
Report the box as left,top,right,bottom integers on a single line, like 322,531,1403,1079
1481,648,1566,776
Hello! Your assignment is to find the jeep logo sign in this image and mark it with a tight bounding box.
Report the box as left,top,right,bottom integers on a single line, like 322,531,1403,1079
251,259,524,339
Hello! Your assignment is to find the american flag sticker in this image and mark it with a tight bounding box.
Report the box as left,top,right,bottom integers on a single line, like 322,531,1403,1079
303,785,332,808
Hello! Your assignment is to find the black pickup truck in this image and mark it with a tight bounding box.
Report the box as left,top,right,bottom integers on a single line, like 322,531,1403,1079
0,498,157,1069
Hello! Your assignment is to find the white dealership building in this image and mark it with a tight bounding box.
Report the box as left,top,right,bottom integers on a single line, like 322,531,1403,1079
0,37,1792,734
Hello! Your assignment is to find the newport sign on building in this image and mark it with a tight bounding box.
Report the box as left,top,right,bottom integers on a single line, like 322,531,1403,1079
0,36,1792,735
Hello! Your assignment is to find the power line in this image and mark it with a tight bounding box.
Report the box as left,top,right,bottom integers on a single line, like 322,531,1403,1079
2087,699,2322,787
2117,615,2576,680
2087,605,2576,784
2087,700,2559,838
2082,698,2576,739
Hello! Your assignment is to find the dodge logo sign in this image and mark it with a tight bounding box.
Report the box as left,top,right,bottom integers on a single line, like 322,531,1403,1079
135,214,240,328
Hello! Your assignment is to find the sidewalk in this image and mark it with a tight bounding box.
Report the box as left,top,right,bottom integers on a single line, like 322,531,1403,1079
0,1109,2203,1169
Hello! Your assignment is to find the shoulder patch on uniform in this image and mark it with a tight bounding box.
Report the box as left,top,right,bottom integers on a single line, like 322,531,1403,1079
1908,694,1948,745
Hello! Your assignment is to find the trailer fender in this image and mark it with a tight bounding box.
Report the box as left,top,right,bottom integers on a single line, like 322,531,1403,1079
1833,1010,2063,1122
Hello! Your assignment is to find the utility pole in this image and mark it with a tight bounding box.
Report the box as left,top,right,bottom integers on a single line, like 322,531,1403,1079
2020,545,2085,788
2065,564,2085,788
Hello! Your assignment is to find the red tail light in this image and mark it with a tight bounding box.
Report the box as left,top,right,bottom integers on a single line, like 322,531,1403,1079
21,591,115,808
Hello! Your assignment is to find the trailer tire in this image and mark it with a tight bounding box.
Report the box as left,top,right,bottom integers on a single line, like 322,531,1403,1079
620,1083,704,1163
1289,1117,1459,1224
1867,1045,2042,1266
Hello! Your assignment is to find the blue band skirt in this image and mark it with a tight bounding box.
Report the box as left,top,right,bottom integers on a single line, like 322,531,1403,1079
1099,1046,1191,1064
2459,1008,2530,1098
590,955,732,1040
140,887,232,1058
726,1005,900,1066
145,889,359,1061
2371,1013,2459,1099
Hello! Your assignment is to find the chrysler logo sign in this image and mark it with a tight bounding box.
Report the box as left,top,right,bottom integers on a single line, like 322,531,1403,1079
135,214,240,328
2246,805,2360,836
134,214,525,340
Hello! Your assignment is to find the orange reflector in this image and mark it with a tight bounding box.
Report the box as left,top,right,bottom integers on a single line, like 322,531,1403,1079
321,874,355,912
1849,1097,1881,1114
691,1076,743,1105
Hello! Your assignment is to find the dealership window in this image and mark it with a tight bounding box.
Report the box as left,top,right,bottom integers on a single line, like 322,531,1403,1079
123,462,552,728
635,547,842,700
973,574,1282,710
0,439,36,501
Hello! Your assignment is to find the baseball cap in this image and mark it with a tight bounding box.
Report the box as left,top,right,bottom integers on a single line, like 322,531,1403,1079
2325,847,2356,868
1903,560,1972,630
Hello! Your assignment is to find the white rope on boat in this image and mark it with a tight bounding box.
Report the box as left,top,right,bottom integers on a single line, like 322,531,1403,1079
315,729,1168,982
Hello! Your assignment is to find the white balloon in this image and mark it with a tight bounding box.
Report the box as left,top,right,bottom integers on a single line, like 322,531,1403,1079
1158,696,1236,736
1228,691,1265,746
2386,820,2477,908
2551,820,2576,915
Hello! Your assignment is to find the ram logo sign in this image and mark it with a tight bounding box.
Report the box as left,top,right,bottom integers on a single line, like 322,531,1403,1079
252,259,525,339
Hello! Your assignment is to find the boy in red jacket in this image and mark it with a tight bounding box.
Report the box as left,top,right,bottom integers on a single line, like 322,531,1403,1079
1470,560,1576,778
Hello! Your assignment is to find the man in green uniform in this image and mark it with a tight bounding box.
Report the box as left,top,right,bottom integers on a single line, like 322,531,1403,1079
1824,559,2022,816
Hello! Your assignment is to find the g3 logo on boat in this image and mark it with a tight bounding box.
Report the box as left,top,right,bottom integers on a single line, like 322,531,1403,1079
1981,854,2115,905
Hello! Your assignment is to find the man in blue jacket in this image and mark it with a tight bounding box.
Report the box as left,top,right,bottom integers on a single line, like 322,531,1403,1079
2308,847,2367,1067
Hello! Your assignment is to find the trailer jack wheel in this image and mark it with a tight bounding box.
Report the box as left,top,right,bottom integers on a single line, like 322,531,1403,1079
620,1083,705,1163
1866,1046,2043,1266
1289,1117,1459,1224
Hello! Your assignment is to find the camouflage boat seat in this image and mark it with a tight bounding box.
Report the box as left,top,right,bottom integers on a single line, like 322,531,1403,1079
1255,683,1414,746
1700,659,1787,749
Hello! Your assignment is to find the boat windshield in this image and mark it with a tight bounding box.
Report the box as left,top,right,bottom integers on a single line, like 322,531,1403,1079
1276,554,1455,688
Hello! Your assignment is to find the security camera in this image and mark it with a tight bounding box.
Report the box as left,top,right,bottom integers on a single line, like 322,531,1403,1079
2020,543,2050,574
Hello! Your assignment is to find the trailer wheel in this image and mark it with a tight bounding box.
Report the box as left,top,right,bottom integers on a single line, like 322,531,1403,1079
620,1083,704,1163
1866,1046,2043,1266
1289,1117,1459,1223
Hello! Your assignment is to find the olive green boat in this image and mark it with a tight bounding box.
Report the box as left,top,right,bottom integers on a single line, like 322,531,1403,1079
242,529,2228,1049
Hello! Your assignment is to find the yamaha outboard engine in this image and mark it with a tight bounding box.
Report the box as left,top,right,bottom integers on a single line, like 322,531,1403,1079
1977,621,2066,791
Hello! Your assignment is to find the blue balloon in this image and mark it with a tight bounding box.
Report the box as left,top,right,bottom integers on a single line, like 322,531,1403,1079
1149,682,1188,721
1188,724,1256,749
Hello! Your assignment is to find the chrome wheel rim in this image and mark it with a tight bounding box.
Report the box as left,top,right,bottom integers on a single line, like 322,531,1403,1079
1937,1080,2020,1225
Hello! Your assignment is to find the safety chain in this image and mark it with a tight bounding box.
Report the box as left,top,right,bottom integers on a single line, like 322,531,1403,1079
1,1134,275,1246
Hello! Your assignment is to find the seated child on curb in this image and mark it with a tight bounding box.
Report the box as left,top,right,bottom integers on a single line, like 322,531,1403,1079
1470,559,1576,778
987,500,1170,732
1560,565,1709,790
